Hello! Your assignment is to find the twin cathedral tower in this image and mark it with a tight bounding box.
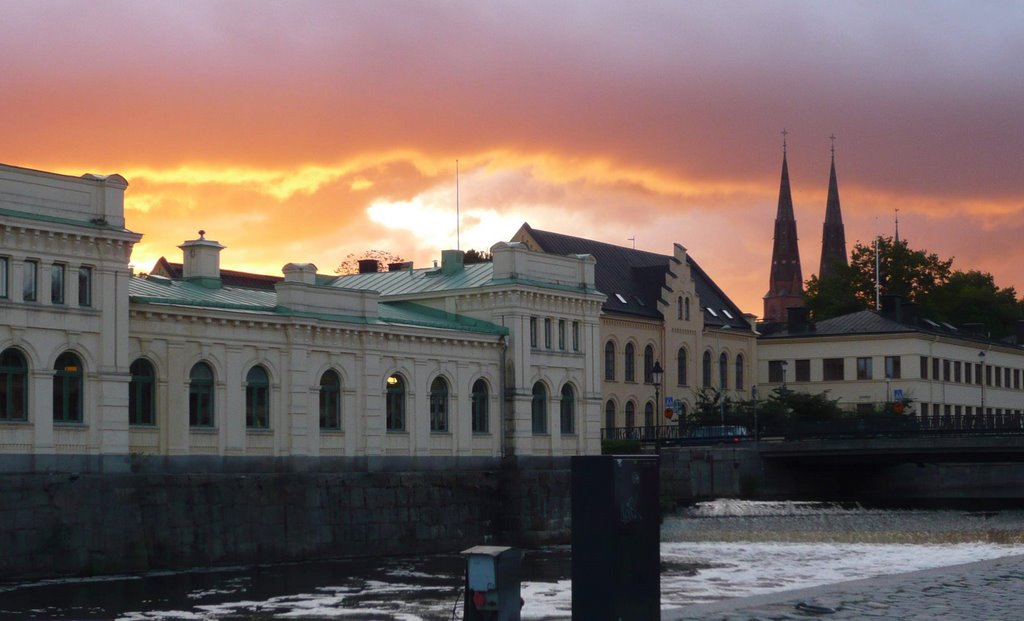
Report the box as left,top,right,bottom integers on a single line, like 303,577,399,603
763,134,848,322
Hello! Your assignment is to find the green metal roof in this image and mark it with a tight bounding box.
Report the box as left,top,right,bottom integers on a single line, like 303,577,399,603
329,262,598,296
128,276,507,336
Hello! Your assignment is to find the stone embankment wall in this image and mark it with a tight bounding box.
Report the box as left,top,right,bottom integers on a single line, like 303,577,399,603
0,458,571,581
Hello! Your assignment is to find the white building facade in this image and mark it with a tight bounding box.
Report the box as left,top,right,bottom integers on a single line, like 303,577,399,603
0,163,605,472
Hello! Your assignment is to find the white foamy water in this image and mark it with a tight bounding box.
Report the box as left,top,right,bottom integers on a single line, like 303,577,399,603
5,501,1024,621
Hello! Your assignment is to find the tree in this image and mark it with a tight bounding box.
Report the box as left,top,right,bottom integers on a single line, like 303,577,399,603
335,250,406,275
463,249,492,264
848,236,953,306
804,237,953,321
924,270,1024,339
804,262,863,321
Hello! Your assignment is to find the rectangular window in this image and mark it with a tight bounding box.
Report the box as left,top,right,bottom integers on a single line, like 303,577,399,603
995,366,1002,388
920,402,928,417
986,365,992,386
0,257,8,298
529,317,537,348
544,318,552,349
975,363,982,385
78,266,92,307
932,358,939,381
558,319,566,350
885,356,902,380
768,360,785,383
1015,369,1021,390
943,359,951,382
965,362,973,385
572,321,580,352
856,357,873,380
51,264,65,305
823,358,844,381
920,356,928,379
954,361,961,383
23,260,37,301
795,359,810,382
1005,368,1011,388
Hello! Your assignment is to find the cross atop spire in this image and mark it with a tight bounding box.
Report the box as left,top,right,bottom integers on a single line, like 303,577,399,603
829,133,836,158
782,128,789,154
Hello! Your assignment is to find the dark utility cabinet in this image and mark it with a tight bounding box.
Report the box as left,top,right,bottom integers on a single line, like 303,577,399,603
571,455,660,620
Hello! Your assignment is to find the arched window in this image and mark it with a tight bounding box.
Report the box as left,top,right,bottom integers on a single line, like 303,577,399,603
624,343,636,382
245,365,270,429
684,297,691,321
643,345,654,383
386,374,406,431
604,341,616,381
719,352,728,390
129,359,156,426
735,354,745,391
604,400,615,431
677,347,687,386
644,401,654,428
531,382,547,434
471,379,489,433
625,401,636,429
560,384,575,434
702,351,712,388
677,296,683,320
319,370,341,430
53,352,83,423
189,362,214,427
430,376,449,432
0,349,28,421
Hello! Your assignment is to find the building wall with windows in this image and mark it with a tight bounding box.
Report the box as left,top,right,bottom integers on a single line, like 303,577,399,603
0,164,605,471
0,164,141,468
511,225,758,435
758,310,1024,420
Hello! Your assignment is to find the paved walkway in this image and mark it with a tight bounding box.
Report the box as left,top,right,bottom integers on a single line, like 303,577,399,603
664,553,1024,620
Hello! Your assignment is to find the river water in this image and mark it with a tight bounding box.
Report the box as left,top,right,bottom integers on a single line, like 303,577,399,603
3,500,1023,620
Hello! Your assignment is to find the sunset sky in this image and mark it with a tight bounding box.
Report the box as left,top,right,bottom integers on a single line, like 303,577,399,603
2,1,1022,317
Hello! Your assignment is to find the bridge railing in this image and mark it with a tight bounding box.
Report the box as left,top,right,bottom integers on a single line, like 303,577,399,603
603,412,1024,446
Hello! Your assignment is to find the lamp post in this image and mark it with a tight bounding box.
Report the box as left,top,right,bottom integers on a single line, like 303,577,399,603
780,360,789,416
978,350,986,426
751,384,758,441
652,360,664,438
715,325,731,429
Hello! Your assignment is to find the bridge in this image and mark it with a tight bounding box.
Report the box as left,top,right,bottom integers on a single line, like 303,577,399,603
603,414,1024,466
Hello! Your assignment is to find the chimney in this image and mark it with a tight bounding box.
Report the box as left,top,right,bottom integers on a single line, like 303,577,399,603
441,249,465,275
178,230,224,288
786,306,811,333
900,302,920,325
389,261,413,272
880,294,902,321
282,263,317,285
358,259,379,274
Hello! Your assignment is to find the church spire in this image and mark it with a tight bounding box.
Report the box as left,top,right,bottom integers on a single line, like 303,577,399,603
764,130,805,322
819,134,848,279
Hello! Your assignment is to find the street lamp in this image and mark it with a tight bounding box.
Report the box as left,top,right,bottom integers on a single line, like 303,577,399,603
715,325,731,429
652,360,664,434
780,360,789,416
978,350,986,424
751,384,759,441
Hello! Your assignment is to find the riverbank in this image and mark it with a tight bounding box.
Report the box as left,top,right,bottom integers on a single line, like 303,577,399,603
665,552,1024,620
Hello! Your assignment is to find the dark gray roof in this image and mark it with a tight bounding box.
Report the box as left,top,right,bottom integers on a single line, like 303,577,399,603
519,224,749,328
762,309,1024,351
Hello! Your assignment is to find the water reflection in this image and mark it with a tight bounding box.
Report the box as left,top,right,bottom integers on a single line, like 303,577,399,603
2,501,1023,620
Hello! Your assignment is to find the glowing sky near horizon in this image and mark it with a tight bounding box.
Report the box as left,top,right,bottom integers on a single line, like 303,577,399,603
2,0,1022,317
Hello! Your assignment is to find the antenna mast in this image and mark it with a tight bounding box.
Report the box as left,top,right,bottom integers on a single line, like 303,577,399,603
456,159,460,251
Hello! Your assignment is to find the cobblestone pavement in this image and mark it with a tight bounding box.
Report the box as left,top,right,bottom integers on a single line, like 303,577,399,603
664,553,1024,621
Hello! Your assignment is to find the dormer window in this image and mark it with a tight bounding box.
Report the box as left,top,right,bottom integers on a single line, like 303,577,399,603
614,293,628,304
706,307,718,317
